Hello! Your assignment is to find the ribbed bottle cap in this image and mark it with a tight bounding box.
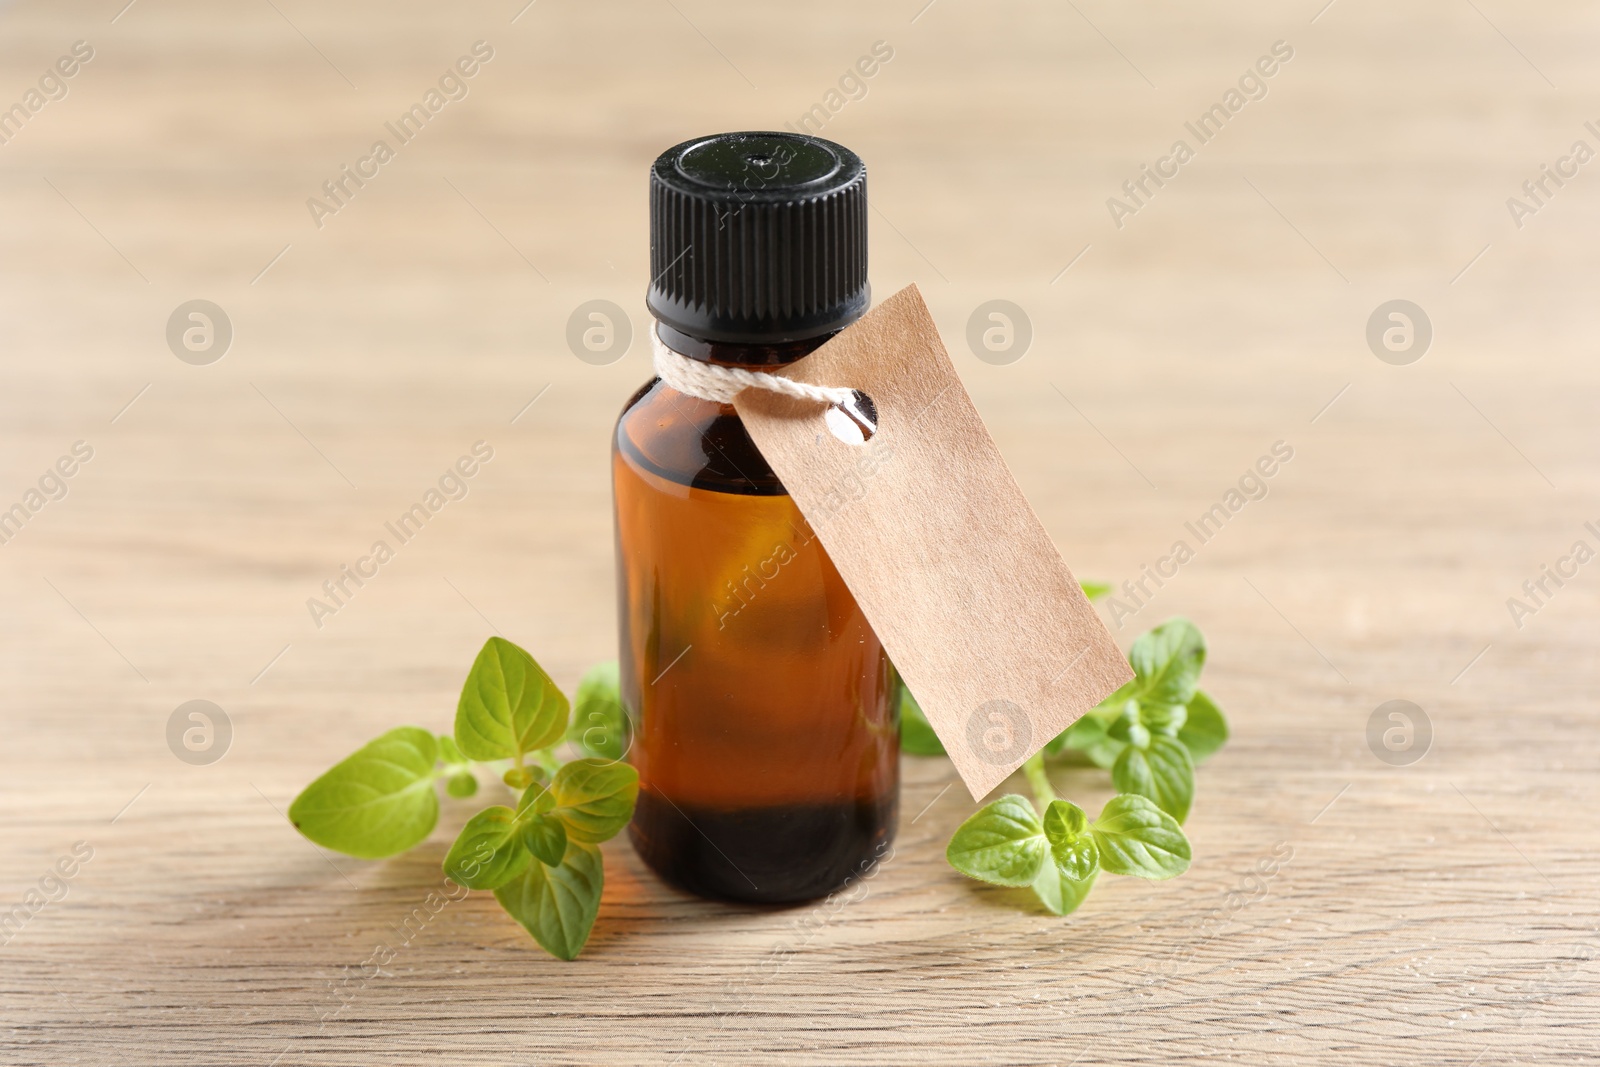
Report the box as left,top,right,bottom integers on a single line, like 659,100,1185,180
648,132,868,344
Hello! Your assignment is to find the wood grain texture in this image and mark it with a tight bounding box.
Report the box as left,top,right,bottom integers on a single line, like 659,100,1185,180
2,1,1598,1064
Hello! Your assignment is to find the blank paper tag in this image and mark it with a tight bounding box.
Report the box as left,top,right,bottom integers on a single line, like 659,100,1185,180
735,284,1132,800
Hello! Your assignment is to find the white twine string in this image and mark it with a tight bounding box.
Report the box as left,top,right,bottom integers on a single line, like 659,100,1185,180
651,330,854,407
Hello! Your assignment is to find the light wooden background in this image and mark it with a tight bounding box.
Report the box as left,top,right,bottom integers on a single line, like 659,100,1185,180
2,1,1597,1064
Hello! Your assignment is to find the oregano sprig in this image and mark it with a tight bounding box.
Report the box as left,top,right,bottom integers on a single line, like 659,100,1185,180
916,603,1229,916
288,597,1226,945
289,637,636,961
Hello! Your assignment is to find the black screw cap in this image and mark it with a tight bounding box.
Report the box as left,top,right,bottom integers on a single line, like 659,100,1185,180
648,131,869,343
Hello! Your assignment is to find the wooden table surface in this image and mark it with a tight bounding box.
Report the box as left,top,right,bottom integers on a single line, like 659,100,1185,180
3,1,1597,1063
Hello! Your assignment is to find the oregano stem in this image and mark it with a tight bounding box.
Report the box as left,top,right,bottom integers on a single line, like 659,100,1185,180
1023,752,1055,809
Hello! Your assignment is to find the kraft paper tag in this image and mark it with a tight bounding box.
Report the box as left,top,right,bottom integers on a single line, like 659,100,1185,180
734,284,1132,800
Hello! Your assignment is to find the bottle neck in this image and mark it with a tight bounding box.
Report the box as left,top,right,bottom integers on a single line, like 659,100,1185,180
654,322,845,370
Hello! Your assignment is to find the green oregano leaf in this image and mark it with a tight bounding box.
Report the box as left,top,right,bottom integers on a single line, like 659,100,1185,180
566,660,628,761
1041,800,1098,881
549,759,639,844
899,688,947,756
288,727,440,860
444,806,531,891
1048,711,1123,766
1028,800,1100,916
1032,861,1098,916
945,795,1047,887
1106,704,1150,751
1128,618,1206,707
446,772,479,798
1138,702,1188,737
517,782,557,817
520,813,568,867
437,735,465,764
1112,735,1195,824
1079,580,1112,601
494,841,604,961
503,767,537,790
454,636,569,763
1091,794,1191,879
1178,689,1229,763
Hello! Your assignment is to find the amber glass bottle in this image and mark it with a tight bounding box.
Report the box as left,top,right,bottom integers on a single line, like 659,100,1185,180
613,132,899,904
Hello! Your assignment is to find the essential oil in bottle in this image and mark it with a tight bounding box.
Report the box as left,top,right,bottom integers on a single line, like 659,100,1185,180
613,132,899,905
